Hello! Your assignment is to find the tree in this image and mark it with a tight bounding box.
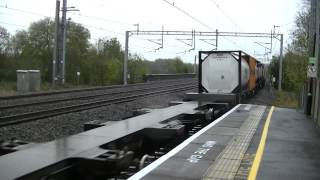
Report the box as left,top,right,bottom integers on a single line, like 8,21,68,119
0,26,10,56
128,54,148,83
269,0,310,92
80,38,124,85
285,0,310,91
65,21,90,84
9,18,54,81
147,57,194,74
96,38,123,84
97,38,123,60
170,57,193,73
282,51,308,91
105,58,121,84
7,18,91,84
289,7,310,56
0,18,195,87
10,30,29,57
29,18,55,81
0,26,16,81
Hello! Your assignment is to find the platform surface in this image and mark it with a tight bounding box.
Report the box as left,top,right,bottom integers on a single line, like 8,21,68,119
131,104,266,180
257,107,320,180
132,105,320,180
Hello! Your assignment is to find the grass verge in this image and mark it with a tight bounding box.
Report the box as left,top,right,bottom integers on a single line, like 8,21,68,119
0,81,16,96
272,90,298,108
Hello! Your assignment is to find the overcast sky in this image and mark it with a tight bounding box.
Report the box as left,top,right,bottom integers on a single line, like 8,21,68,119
0,0,302,63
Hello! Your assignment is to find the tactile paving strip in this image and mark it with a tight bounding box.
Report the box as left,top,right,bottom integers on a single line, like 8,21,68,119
202,105,266,180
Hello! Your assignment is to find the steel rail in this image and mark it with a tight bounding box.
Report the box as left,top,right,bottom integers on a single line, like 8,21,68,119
0,81,195,110
0,85,196,127
0,78,194,100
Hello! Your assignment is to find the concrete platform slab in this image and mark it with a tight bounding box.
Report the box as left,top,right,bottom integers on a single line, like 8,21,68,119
133,104,266,180
257,108,320,180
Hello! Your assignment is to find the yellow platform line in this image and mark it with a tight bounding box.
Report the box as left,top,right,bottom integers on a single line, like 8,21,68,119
248,106,275,180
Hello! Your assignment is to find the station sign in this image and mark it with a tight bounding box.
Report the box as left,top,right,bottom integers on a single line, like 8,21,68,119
307,57,317,78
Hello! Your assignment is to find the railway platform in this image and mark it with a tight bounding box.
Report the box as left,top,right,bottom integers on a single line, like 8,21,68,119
131,104,320,180
1,103,320,180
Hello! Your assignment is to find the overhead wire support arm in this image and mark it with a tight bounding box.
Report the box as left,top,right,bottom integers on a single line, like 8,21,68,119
147,39,163,46
177,30,195,47
127,30,281,38
254,41,272,53
123,29,284,85
199,39,217,49
146,26,164,52
176,38,193,46
176,29,195,54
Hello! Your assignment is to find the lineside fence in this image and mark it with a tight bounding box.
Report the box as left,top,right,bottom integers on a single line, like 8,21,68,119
298,79,320,127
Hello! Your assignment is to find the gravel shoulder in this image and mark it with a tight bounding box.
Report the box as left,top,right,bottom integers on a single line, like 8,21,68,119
247,87,277,106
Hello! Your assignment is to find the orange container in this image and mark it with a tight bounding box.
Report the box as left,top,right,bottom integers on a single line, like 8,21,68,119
248,57,257,90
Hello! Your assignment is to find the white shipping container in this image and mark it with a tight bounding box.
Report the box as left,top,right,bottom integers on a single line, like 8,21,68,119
201,53,249,93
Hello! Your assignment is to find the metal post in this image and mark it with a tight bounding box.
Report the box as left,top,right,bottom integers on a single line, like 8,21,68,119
316,0,320,78
61,0,67,85
194,55,197,74
198,51,202,93
52,0,60,87
309,0,316,57
192,29,195,49
161,26,164,48
270,29,273,53
124,31,129,85
314,0,320,121
215,29,218,50
278,34,283,91
238,51,242,104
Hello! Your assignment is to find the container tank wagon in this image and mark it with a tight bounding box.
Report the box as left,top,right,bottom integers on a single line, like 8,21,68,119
0,50,266,180
188,50,266,104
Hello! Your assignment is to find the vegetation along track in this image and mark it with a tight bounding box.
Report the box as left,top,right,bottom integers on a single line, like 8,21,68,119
0,82,196,127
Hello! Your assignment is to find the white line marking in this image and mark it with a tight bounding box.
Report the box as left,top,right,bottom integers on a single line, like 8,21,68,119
128,104,241,180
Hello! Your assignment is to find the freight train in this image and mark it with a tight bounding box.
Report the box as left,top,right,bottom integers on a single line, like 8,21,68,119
192,50,266,104
0,50,266,180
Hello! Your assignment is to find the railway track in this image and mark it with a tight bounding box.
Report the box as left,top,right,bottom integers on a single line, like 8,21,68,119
0,79,195,107
0,81,195,110
0,79,192,101
0,83,196,127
